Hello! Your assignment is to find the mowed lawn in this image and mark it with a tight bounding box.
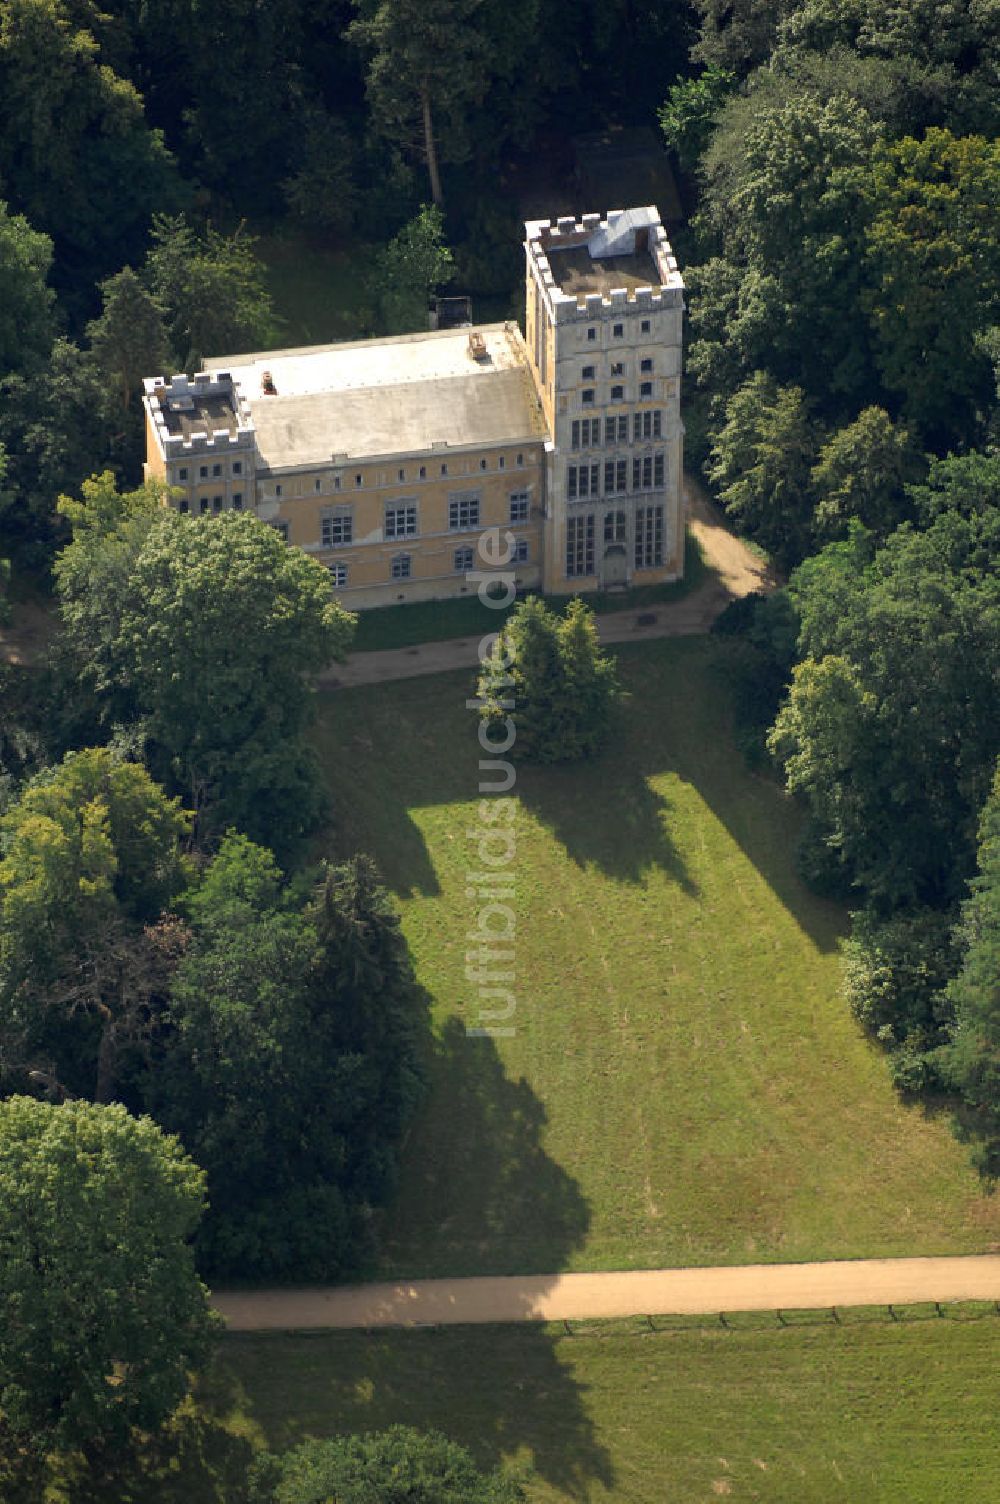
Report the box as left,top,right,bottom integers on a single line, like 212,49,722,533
160,1313,1000,1504
312,637,1000,1277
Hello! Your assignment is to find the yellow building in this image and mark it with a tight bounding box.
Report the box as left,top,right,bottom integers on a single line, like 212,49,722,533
142,206,684,608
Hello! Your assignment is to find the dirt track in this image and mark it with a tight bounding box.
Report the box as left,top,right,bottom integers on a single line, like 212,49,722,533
319,481,773,689
213,1254,1000,1331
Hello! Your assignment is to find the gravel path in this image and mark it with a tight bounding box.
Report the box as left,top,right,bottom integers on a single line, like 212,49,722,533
213,1254,1000,1330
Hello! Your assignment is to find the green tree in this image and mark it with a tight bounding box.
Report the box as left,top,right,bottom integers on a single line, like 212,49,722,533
0,0,179,280
348,0,492,206
0,200,54,378
658,64,734,171
86,268,168,412
0,747,192,1102
145,215,277,369
864,130,1000,443
55,494,355,851
0,1097,216,1464
707,371,821,566
250,1426,525,1504
943,764,1000,1175
809,407,916,542
702,88,881,403
282,108,358,234
151,840,426,1280
769,509,1000,905
367,204,454,334
478,596,617,765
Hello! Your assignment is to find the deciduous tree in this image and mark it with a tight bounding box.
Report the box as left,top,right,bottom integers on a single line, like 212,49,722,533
0,1097,215,1463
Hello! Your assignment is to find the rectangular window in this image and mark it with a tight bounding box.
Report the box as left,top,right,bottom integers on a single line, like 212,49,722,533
212,463,222,478
199,465,208,479
611,385,623,401
616,415,628,444
604,461,627,495
611,361,624,376
199,497,209,514
275,484,283,498
398,468,405,482
454,545,474,572
654,452,665,487
604,509,626,543
178,467,189,481
582,365,595,379
640,382,652,397
572,420,580,449
448,492,480,530
440,462,448,476
499,455,505,469
604,416,616,446
232,492,243,509
327,561,348,588
355,473,363,487
641,358,653,373
321,508,353,547
385,502,417,539
613,323,623,337
635,505,664,568
480,457,488,471
516,452,524,466
582,388,594,405
566,514,595,578
391,554,411,579
568,465,578,500
632,456,653,490
513,538,529,564
232,460,243,475
653,409,662,438
574,463,598,499
419,465,427,478
179,498,189,513
270,520,289,542
314,478,322,492
587,327,596,341
641,319,651,333
509,491,529,523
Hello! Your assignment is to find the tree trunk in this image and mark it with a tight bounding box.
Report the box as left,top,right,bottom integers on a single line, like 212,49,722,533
421,87,444,208
95,1020,117,1105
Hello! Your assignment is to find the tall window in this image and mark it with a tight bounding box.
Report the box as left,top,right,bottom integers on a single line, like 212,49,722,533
632,455,654,491
327,561,348,588
566,514,595,578
385,501,417,539
454,545,475,572
570,463,599,499
634,410,663,441
604,509,627,543
604,459,627,495
654,452,665,487
391,553,412,579
509,491,530,523
513,538,529,564
635,506,664,568
232,492,243,510
448,492,480,530
322,508,352,547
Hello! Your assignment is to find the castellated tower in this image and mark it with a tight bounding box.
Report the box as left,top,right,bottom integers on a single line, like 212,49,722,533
524,208,685,594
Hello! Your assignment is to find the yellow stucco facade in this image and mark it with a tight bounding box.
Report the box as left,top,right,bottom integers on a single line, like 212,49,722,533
142,207,684,609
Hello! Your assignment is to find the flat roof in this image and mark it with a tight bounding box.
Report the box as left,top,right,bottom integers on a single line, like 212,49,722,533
159,391,239,440
205,324,544,466
546,244,663,299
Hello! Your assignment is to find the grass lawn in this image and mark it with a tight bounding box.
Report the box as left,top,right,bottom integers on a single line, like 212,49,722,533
121,1311,1000,1503
350,531,708,652
253,227,371,348
312,636,1000,1276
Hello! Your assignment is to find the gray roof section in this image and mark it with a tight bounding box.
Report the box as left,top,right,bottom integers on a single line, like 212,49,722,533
204,323,544,468
251,367,544,468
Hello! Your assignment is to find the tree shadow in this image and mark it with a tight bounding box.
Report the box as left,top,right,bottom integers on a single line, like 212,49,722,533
209,1018,613,1500
517,745,698,891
